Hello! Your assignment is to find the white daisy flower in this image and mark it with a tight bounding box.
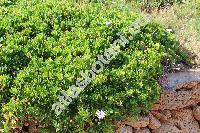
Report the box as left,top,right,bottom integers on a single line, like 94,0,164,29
166,28,173,33
112,1,116,4
105,21,112,26
96,110,106,119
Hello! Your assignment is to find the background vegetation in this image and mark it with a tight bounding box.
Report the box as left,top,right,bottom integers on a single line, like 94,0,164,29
0,0,197,132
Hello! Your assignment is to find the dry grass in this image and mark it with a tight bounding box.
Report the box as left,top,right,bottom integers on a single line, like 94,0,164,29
146,1,200,66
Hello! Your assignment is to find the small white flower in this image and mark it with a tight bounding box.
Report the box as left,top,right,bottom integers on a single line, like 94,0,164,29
96,110,106,119
112,1,116,4
166,29,173,33
105,21,112,26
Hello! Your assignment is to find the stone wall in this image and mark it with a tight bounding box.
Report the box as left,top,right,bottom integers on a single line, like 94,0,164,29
116,69,200,133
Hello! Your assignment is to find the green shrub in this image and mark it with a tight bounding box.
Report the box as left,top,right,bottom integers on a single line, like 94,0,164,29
0,0,187,132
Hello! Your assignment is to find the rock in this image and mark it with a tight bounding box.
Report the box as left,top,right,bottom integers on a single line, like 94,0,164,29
116,125,133,133
151,110,168,122
176,81,199,91
135,127,151,133
152,89,199,110
169,108,200,133
191,83,200,99
151,122,182,133
154,70,200,111
160,69,200,90
114,121,125,133
113,120,122,127
148,113,161,129
121,126,133,133
160,110,171,119
193,105,200,121
123,116,149,129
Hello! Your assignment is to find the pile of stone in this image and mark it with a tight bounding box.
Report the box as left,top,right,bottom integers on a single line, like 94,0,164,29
116,69,200,133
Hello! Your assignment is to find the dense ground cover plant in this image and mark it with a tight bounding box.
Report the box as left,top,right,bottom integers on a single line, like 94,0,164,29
0,0,187,132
